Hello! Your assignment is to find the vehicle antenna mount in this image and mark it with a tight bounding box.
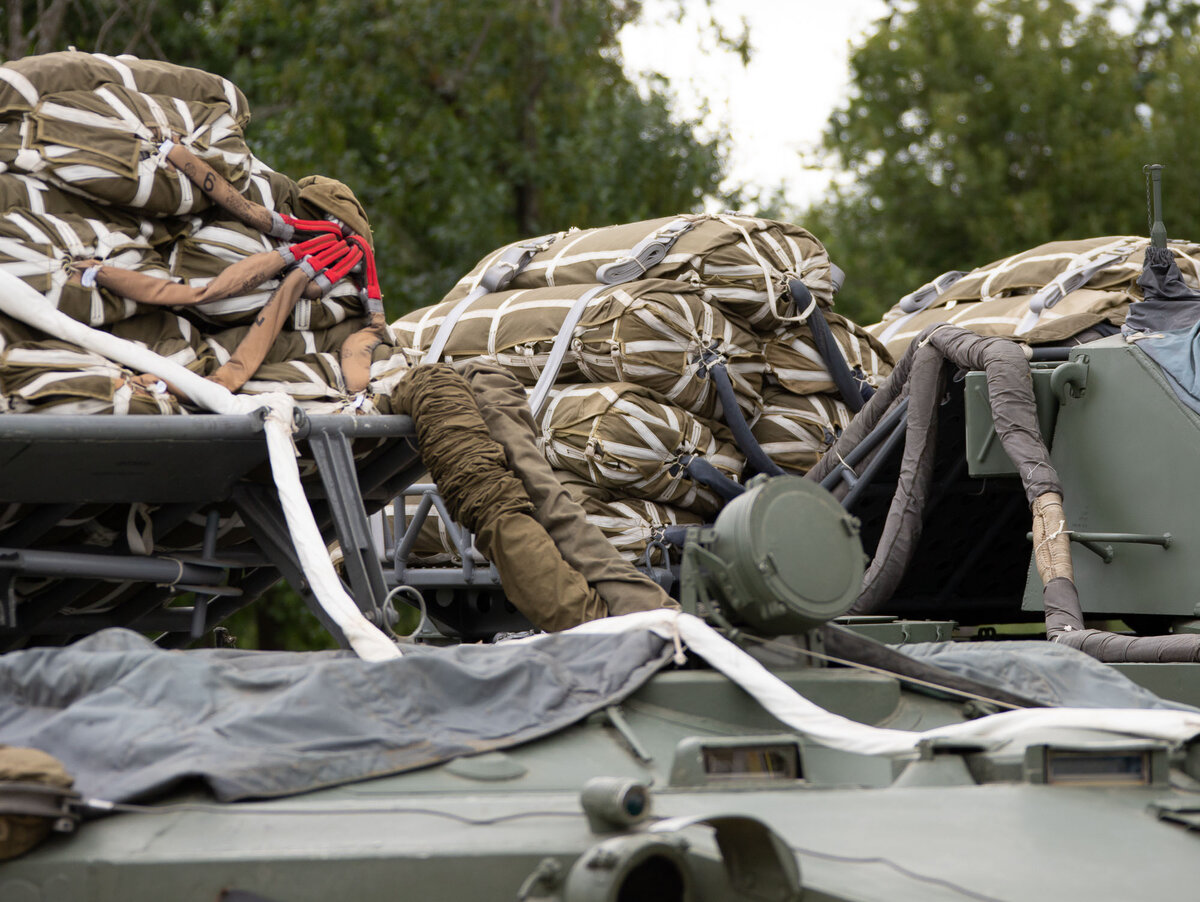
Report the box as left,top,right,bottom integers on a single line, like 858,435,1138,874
1145,163,1167,249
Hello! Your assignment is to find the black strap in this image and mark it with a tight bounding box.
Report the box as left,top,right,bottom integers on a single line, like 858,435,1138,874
788,279,866,413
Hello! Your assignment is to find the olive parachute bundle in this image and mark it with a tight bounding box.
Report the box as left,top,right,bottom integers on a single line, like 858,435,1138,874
536,382,742,518
394,279,765,418
396,212,894,557
869,236,1200,358
442,213,837,330
0,51,400,418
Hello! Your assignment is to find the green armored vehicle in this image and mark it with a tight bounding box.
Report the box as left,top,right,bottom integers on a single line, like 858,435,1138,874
0,49,1199,893
5,261,1200,899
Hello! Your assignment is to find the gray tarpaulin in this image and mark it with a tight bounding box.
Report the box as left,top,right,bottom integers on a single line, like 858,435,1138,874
0,628,671,802
1126,246,1200,414
900,640,1198,711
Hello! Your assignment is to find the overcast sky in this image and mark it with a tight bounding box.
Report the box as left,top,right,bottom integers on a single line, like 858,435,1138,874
620,0,890,208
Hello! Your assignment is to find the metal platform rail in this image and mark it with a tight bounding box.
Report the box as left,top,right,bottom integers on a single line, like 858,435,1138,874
0,411,420,651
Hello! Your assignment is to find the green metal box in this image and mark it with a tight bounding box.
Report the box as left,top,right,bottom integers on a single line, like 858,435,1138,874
964,363,1061,477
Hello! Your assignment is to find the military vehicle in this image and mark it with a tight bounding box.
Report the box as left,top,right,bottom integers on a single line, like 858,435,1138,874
4,170,1200,901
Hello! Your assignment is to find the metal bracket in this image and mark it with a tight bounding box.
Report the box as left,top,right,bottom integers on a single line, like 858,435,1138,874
1050,359,1089,403
306,427,391,626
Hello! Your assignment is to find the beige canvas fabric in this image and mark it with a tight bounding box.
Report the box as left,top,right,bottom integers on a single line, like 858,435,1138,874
0,209,168,327
394,278,764,418
537,382,742,517
752,385,853,474
869,237,1200,357
764,311,893,395
443,213,835,331
0,745,74,861
0,51,249,124
454,360,677,615
297,176,373,247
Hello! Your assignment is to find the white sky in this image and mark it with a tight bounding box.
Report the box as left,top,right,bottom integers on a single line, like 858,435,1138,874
620,0,890,208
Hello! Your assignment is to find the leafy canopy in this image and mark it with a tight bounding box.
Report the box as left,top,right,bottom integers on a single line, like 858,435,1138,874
807,0,1200,323
4,0,735,317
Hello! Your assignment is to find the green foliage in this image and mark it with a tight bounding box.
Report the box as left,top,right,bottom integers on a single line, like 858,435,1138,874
220,583,339,651
6,1,732,318
808,0,1200,324
170,0,730,316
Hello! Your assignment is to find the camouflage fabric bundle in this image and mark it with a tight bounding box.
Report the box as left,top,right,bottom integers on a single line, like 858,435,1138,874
764,312,892,396
395,279,764,417
537,382,742,517
443,213,835,331
0,52,392,418
869,237,1200,357
0,53,253,216
0,206,169,326
752,386,852,474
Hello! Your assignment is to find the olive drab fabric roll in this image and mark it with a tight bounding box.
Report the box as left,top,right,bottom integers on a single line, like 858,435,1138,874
0,208,169,327
0,51,249,122
869,237,1200,357
764,311,892,396
751,386,854,475
536,382,742,518
394,279,765,419
442,213,836,331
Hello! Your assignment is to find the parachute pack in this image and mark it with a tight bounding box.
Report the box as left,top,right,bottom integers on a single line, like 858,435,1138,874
0,50,401,418
868,236,1200,358
390,214,893,565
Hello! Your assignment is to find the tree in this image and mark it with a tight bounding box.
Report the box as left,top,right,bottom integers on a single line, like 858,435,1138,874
6,1,735,318
807,0,1200,324
162,0,734,315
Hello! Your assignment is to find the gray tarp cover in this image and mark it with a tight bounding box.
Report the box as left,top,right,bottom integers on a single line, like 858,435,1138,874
900,640,1198,711
1126,246,1200,413
0,628,670,802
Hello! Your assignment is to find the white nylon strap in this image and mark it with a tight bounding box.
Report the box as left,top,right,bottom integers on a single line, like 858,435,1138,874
0,68,38,106
422,234,560,364
527,284,608,418
557,611,1200,756
0,269,400,662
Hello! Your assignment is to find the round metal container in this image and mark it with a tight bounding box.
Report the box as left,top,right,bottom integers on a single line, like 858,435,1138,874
709,475,864,634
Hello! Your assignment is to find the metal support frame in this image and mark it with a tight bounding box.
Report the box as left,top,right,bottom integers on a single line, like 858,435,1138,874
232,484,351,650
390,484,501,588
306,427,390,625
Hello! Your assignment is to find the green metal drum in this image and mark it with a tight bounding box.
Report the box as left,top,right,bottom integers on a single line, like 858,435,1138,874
705,475,865,634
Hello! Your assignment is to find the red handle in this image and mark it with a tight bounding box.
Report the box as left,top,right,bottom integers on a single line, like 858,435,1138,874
280,214,345,237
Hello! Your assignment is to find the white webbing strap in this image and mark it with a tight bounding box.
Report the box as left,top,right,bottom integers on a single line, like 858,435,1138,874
526,284,609,419
422,233,560,364
0,68,39,107
557,611,1200,756
0,269,400,662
